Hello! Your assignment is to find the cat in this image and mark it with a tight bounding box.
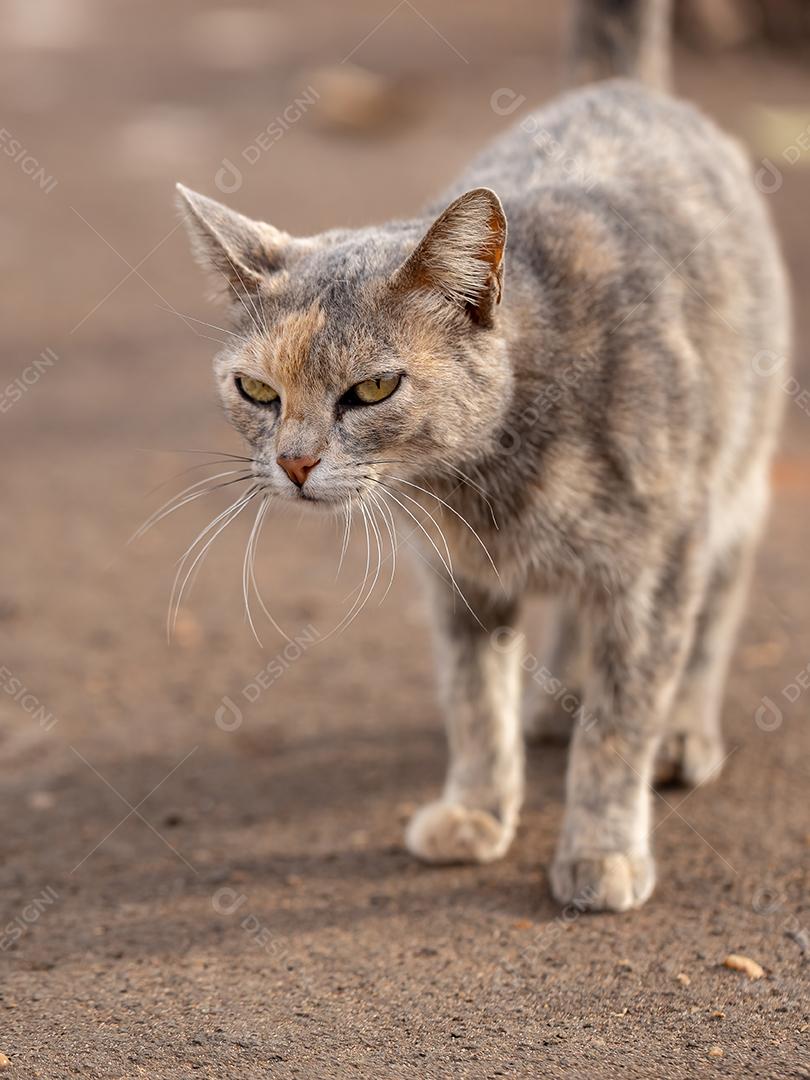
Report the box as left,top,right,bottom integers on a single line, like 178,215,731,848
176,0,790,911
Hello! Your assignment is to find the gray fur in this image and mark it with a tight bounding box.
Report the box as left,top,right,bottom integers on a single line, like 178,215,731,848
177,2,790,911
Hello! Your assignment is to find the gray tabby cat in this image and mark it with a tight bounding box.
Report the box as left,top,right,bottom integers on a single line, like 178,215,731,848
176,0,789,910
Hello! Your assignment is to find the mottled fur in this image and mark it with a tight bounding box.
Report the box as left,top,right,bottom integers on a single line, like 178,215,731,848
177,0,790,910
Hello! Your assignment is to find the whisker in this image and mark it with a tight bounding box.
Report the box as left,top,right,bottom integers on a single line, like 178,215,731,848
247,495,292,643
367,481,486,631
318,498,374,643
167,486,258,640
384,474,501,583
154,304,240,340
359,457,499,528
130,470,252,543
367,488,398,603
219,252,269,341
440,463,499,529
242,494,267,647
336,501,352,580
145,459,257,497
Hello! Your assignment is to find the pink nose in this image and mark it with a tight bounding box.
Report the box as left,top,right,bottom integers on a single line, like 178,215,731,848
277,454,320,488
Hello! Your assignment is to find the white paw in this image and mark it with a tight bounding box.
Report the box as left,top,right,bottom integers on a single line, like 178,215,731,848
550,852,656,912
655,732,725,787
405,801,513,864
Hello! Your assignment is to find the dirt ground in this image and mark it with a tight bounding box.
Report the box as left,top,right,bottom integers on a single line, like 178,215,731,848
0,2,808,1077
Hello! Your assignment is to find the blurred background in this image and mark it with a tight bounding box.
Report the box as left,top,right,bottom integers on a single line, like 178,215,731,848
1,1,808,1074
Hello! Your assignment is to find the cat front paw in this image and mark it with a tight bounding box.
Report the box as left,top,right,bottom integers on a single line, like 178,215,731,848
550,851,655,912
405,801,513,864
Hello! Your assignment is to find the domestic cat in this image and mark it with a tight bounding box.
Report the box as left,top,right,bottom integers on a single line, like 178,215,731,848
176,0,790,911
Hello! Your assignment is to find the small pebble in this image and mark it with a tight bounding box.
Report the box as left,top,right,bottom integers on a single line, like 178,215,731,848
676,972,691,986
0,1052,10,1069
708,1046,724,1059
723,953,765,980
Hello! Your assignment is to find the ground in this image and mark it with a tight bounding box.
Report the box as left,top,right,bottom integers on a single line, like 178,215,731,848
0,2,808,1077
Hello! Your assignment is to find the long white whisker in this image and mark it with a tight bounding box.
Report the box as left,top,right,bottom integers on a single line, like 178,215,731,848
384,474,501,583
336,501,352,579
242,495,267,647
154,304,240,340
168,486,257,640
247,495,292,643
220,250,269,340
369,483,485,631
367,488,397,604
131,470,252,543
441,463,499,529
373,482,454,586
365,497,384,601
146,459,256,497
318,499,374,643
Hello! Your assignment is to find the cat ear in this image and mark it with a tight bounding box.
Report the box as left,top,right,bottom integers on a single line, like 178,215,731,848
175,183,290,298
391,187,507,326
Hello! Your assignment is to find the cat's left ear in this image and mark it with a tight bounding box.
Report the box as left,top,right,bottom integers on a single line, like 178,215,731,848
391,187,507,327
175,183,291,300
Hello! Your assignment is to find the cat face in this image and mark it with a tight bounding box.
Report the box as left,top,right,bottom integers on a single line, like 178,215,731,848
177,184,512,507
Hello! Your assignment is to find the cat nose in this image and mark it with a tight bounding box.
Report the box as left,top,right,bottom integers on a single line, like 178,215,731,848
276,454,321,488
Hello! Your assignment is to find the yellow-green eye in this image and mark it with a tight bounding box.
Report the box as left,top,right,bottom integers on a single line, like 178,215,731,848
238,376,279,405
353,374,401,405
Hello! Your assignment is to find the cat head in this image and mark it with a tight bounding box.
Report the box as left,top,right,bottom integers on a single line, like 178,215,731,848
176,183,512,507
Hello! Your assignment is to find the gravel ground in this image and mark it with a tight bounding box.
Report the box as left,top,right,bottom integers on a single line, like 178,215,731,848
0,2,808,1077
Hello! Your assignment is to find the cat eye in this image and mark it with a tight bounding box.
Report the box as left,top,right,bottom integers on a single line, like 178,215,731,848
236,375,279,405
351,374,401,405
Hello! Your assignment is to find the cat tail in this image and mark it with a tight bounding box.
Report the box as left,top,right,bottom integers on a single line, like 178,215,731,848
569,0,672,92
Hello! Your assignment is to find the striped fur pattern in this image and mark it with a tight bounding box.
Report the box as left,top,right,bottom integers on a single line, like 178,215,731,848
177,0,790,910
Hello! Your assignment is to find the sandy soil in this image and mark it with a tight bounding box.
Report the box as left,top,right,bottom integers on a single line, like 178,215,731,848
0,2,808,1077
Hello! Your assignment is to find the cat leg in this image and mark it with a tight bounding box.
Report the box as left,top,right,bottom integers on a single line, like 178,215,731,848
523,597,587,744
550,563,700,911
406,585,524,865
656,541,753,786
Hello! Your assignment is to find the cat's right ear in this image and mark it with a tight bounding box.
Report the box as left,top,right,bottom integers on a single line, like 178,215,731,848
175,183,290,300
